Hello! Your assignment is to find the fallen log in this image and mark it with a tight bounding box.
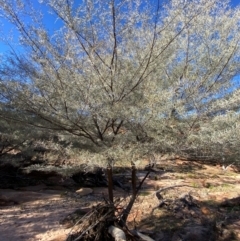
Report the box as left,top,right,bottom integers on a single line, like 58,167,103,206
108,225,126,241
131,229,155,241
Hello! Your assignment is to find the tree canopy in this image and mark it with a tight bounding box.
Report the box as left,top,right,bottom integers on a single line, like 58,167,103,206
0,0,239,161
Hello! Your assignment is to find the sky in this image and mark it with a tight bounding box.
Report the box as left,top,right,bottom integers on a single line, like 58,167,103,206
231,0,240,6
0,0,240,54
0,0,239,90
0,1,60,54
0,0,239,112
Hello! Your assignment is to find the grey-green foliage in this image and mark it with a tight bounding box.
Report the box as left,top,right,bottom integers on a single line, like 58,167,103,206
0,0,239,162
0,119,25,156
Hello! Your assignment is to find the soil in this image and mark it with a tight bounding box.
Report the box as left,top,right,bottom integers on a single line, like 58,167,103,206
1,159,240,241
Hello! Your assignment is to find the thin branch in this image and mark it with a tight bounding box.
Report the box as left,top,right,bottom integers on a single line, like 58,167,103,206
120,167,152,225
110,0,118,92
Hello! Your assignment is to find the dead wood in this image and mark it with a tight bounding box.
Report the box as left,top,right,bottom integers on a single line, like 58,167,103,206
66,203,115,241
119,165,153,226
107,164,114,202
66,165,154,241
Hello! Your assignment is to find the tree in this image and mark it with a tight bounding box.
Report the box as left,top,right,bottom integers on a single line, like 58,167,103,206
0,0,239,161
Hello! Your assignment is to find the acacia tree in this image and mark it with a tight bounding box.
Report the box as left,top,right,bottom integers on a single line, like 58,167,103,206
0,0,239,161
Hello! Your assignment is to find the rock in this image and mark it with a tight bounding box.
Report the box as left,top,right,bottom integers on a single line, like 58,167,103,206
75,188,93,196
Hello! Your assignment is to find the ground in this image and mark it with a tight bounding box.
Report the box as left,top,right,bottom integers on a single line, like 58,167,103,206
1,158,240,241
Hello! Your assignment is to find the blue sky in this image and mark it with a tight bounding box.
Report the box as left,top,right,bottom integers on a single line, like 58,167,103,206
0,0,239,93
0,0,239,54
231,0,240,6
0,1,60,54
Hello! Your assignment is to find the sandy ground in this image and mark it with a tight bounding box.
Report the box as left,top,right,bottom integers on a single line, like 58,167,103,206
0,185,127,241
1,160,240,240
0,189,92,241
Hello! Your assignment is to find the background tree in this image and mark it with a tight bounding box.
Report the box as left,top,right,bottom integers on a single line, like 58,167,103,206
0,0,239,162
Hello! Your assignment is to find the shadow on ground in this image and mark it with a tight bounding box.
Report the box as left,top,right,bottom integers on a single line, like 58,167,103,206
134,194,240,241
1,157,240,241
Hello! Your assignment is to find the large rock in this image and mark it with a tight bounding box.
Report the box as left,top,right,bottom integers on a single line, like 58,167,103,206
75,188,93,196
